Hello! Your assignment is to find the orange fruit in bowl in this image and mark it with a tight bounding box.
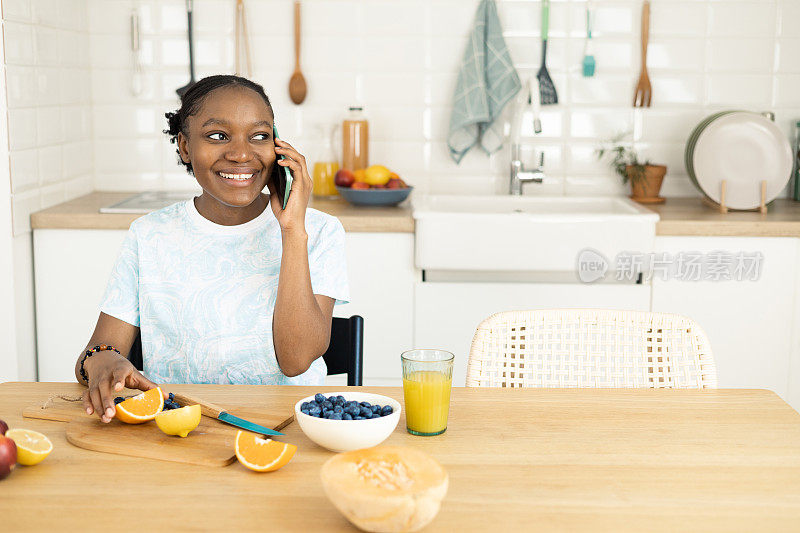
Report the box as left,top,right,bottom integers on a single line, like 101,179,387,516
353,169,367,183
235,430,297,472
5,429,52,466
114,387,164,424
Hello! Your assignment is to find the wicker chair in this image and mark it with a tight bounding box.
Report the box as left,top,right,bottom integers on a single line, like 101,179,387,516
467,309,717,389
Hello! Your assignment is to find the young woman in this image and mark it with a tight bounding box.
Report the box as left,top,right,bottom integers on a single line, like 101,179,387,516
75,75,349,422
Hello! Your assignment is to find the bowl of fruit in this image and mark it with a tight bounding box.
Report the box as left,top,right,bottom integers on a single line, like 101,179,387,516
334,165,413,207
294,392,401,452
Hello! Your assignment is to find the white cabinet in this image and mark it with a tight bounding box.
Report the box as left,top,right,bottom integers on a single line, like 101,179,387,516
334,233,416,385
414,281,651,386
34,229,127,381
652,237,798,405
33,229,416,385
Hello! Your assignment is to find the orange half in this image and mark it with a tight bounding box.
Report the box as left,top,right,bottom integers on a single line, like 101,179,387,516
235,430,297,472
114,387,164,424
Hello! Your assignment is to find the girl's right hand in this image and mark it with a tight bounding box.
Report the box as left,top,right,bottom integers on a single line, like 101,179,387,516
81,351,161,423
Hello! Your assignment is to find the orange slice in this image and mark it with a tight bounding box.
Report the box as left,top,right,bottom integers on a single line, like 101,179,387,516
235,430,297,472
114,387,164,424
5,429,52,466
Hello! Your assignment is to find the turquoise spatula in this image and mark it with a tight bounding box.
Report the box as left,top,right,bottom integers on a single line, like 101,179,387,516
582,5,595,77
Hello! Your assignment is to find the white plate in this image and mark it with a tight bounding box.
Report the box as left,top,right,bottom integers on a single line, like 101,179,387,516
692,112,792,210
684,111,737,187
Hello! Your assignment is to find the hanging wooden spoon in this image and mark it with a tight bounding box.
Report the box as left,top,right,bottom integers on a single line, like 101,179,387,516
288,0,307,104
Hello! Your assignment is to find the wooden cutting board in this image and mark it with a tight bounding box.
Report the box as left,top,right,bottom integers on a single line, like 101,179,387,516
23,401,294,467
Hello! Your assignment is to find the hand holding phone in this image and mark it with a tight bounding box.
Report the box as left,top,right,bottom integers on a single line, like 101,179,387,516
273,124,293,209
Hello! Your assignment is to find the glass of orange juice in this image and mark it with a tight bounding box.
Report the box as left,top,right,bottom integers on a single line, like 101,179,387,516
401,349,454,436
312,161,339,198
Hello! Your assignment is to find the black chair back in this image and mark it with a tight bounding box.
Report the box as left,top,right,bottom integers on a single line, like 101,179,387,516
323,315,364,386
127,315,363,386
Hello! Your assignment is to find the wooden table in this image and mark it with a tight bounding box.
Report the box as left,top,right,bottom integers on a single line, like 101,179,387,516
2,383,800,531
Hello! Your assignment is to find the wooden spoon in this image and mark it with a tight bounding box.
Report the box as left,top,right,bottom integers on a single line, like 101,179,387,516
288,0,306,104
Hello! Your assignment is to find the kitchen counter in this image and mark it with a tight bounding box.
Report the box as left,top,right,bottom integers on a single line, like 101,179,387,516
29,192,414,233
651,197,800,237
30,192,800,238
3,382,800,531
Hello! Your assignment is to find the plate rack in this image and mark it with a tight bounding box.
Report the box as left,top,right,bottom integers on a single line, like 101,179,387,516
701,179,768,214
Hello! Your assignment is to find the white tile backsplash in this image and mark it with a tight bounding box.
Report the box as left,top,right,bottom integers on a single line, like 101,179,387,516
4,0,91,235
709,2,777,38
9,148,39,192
7,107,36,150
3,0,800,226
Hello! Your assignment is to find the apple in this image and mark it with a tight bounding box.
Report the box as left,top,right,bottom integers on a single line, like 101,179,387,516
351,182,370,190
334,169,355,188
0,436,16,480
386,178,402,189
0,419,7,436
371,183,386,189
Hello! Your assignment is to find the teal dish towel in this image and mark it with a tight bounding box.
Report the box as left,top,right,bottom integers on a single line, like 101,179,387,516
448,0,521,164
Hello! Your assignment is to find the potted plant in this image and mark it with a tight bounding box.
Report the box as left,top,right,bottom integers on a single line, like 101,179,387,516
596,133,666,204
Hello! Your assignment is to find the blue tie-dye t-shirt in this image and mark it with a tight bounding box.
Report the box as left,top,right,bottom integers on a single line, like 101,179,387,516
99,199,350,385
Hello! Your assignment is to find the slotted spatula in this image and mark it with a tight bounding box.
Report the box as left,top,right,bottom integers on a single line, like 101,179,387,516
537,0,558,105
175,0,196,98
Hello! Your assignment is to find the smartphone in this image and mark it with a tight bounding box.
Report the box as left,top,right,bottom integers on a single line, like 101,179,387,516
272,124,293,209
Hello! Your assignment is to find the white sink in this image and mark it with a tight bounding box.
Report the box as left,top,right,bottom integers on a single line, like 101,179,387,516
412,195,659,272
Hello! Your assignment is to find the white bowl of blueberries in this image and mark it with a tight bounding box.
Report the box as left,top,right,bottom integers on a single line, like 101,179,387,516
294,392,402,453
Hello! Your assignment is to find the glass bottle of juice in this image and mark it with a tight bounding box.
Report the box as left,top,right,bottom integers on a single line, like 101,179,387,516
312,125,339,198
342,106,368,171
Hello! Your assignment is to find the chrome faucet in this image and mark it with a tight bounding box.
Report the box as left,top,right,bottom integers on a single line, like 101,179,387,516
509,145,545,195
509,75,545,195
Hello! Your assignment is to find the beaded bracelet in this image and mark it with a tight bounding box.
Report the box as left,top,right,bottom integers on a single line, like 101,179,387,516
79,344,121,383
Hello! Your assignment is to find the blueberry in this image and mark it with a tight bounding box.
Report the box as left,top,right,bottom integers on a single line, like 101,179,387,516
114,397,124,404
359,406,373,417
346,405,360,417
300,407,310,415
345,401,359,410
301,401,310,411
336,395,346,405
333,405,344,414
342,413,353,420
330,413,343,420
168,392,174,400
321,400,333,410
380,405,393,416
308,404,322,417
360,401,372,408
355,416,366,420
314,393,326,404
322,409,332,418
371,405,380,414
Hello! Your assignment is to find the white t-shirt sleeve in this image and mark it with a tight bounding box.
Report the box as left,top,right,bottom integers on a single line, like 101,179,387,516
308,217,350,305
99,226,141,327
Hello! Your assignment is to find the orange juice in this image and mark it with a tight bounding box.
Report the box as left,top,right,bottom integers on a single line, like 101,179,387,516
402,370,452,435
313,161,339,197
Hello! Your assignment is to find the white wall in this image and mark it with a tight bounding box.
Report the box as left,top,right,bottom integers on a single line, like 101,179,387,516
84,0,800,199
1,0,93,380
0,7,18,382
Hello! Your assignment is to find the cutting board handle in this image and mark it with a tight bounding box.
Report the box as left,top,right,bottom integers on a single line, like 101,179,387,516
172,393,225,418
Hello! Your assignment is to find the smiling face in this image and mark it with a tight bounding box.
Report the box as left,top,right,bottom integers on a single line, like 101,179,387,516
177,85,276,225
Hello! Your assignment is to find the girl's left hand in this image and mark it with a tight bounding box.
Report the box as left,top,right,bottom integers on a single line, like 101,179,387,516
267,138,312,235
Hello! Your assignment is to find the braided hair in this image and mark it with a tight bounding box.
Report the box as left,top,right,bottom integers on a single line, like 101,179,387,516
163,74,274,175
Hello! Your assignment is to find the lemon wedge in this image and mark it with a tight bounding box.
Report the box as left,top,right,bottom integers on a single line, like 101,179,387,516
155,404,201,438
5,429,53,466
